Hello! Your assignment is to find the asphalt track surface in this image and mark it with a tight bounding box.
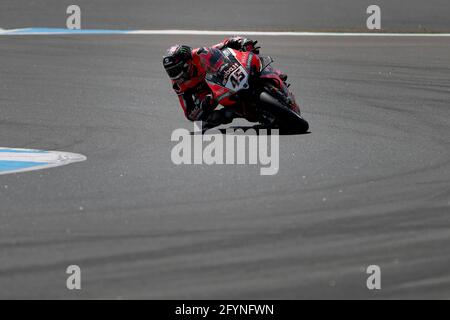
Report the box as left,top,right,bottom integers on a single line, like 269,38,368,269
2,0,450,32
0,33,449,299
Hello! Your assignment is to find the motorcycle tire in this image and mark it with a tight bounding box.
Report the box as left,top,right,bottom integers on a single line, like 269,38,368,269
258,91,309,133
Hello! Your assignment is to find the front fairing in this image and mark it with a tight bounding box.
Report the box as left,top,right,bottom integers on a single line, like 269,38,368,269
199,48,257,105
260,62,301,114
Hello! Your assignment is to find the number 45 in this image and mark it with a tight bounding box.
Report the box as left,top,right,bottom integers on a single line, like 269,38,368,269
230,69,246,88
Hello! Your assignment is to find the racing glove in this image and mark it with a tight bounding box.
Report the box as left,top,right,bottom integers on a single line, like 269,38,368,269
188,94,217,121
226,37,260,54
241,39,260,54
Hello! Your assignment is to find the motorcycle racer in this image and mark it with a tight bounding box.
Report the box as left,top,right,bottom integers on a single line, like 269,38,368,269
162,37,260,127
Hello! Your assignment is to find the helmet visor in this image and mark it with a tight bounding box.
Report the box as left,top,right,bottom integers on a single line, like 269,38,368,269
165,62,188,80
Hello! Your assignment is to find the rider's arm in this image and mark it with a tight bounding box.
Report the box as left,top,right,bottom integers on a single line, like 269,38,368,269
215,37,260,53
175,85,216,122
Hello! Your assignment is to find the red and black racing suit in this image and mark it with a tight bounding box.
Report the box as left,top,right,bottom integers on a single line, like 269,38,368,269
170,37,256,124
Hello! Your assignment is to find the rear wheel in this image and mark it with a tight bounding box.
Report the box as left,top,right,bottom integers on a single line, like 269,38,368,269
258,91,309,133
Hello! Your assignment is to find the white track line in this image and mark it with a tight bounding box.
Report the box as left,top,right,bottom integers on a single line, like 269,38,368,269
1,28,450,37
129,30,450,37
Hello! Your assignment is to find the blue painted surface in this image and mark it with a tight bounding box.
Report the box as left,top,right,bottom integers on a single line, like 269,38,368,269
0,161,48,172
0,148,86,175
0,149,48,153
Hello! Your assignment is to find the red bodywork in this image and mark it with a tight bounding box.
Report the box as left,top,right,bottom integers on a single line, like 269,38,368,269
198,47,301,114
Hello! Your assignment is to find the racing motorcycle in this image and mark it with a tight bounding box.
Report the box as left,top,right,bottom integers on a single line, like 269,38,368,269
199,47,309,133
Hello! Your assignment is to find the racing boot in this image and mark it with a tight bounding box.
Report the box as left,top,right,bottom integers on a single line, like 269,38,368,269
204,108,236,129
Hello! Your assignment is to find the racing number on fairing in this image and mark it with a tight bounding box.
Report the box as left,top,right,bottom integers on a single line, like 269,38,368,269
225,66,248,91
230,68,246,89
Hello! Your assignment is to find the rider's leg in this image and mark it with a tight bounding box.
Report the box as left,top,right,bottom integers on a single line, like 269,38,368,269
204,102,261,128
204,108,236,128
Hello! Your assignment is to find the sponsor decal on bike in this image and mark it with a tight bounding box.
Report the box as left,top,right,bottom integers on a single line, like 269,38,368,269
221,62,240,86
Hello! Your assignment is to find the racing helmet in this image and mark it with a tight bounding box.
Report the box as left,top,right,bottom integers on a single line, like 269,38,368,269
162,45,193,80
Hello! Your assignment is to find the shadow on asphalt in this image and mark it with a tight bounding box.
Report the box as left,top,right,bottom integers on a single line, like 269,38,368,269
190,125,311,136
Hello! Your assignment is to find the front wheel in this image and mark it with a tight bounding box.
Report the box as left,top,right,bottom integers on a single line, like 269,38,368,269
257,91,309,133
